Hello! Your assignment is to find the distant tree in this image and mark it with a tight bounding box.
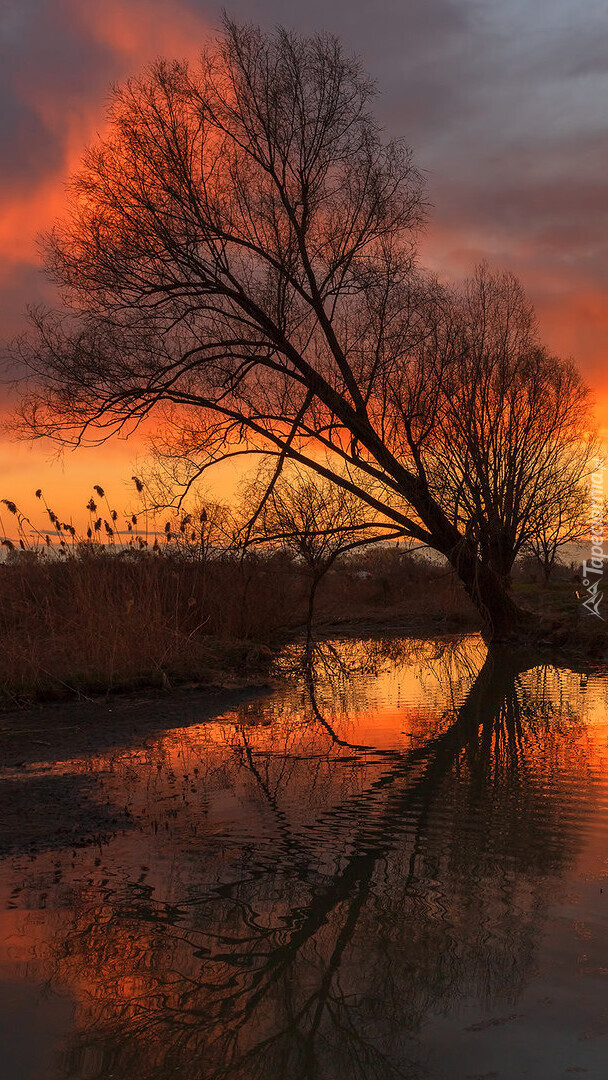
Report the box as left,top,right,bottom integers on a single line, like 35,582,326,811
157,502,234,562
241,464,402,648
14,19,597,641
134,465,236,562
522,485,594,586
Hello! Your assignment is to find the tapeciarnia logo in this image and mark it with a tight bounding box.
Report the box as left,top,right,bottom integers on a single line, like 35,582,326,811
581,458,605,620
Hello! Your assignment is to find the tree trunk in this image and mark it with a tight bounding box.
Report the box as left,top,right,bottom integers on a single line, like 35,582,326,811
447,542,535,642
485,538,516,590
305,574,321,656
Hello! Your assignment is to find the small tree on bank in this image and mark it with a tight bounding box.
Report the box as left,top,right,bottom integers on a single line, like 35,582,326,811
241,464,404,648
13,19,597,641
522,489,592,585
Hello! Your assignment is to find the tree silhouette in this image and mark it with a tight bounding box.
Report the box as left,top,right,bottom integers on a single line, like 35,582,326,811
14,19,596,640
239,463,405,649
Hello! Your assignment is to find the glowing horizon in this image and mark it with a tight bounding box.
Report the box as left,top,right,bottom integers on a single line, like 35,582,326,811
1,0,607,524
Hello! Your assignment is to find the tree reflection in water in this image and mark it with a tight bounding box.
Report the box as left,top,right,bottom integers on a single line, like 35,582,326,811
2,636,604,1080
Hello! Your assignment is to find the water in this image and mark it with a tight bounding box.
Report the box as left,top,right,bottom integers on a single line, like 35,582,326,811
1,634,608,1079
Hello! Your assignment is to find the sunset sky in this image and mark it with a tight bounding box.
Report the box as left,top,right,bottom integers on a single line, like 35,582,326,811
1,0,607,524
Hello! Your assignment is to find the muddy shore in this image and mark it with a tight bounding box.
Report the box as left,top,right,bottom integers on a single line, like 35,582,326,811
0,683,269,858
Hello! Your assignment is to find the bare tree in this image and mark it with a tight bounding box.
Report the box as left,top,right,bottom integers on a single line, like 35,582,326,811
523,486,592,586
13,19,596,641
415,265,596,586
240,463,403,647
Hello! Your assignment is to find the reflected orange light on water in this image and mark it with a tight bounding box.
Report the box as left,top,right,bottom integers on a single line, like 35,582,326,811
1,637,608,1075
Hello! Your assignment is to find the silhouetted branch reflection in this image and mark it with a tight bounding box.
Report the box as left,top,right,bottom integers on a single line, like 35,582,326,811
1,637,604,1080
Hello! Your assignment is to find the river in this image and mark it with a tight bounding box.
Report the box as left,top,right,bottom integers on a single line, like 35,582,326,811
1,634,608,1079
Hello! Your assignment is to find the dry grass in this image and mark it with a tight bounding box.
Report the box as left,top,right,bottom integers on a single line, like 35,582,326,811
0,546,478,703
0,549,297,702
312,550,478,631
512,580,608,661
0,540,601,704
1,484,600,703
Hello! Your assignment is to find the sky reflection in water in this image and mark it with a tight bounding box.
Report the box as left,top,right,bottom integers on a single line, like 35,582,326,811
1,634,608,1080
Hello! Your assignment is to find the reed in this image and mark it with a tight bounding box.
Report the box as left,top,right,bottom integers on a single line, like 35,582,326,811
0,487,479,702
0,546,301,701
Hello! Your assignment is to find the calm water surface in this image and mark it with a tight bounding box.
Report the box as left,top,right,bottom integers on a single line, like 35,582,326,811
1,634,608,1079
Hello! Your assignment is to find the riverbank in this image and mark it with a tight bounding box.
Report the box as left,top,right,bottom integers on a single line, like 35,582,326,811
0,682,270,856
0,547,603,707
0,547,476,705
2,639,607,1077
1,621,605,856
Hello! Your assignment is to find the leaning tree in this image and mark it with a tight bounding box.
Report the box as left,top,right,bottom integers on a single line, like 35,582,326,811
13,19,596,640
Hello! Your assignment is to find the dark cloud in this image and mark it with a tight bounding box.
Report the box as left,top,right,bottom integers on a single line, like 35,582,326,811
0,0,121,96
0,77,62,194
0,0,122,191
432,131,608,265
0,260,53,341
0,0,607,395
187,0,478,142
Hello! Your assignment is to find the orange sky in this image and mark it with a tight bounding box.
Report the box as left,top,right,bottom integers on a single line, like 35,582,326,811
1,0,607,527
0,1,215,524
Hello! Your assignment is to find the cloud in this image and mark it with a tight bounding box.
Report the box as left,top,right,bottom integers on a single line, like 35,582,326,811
0,0,211,332
0,0,606,438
